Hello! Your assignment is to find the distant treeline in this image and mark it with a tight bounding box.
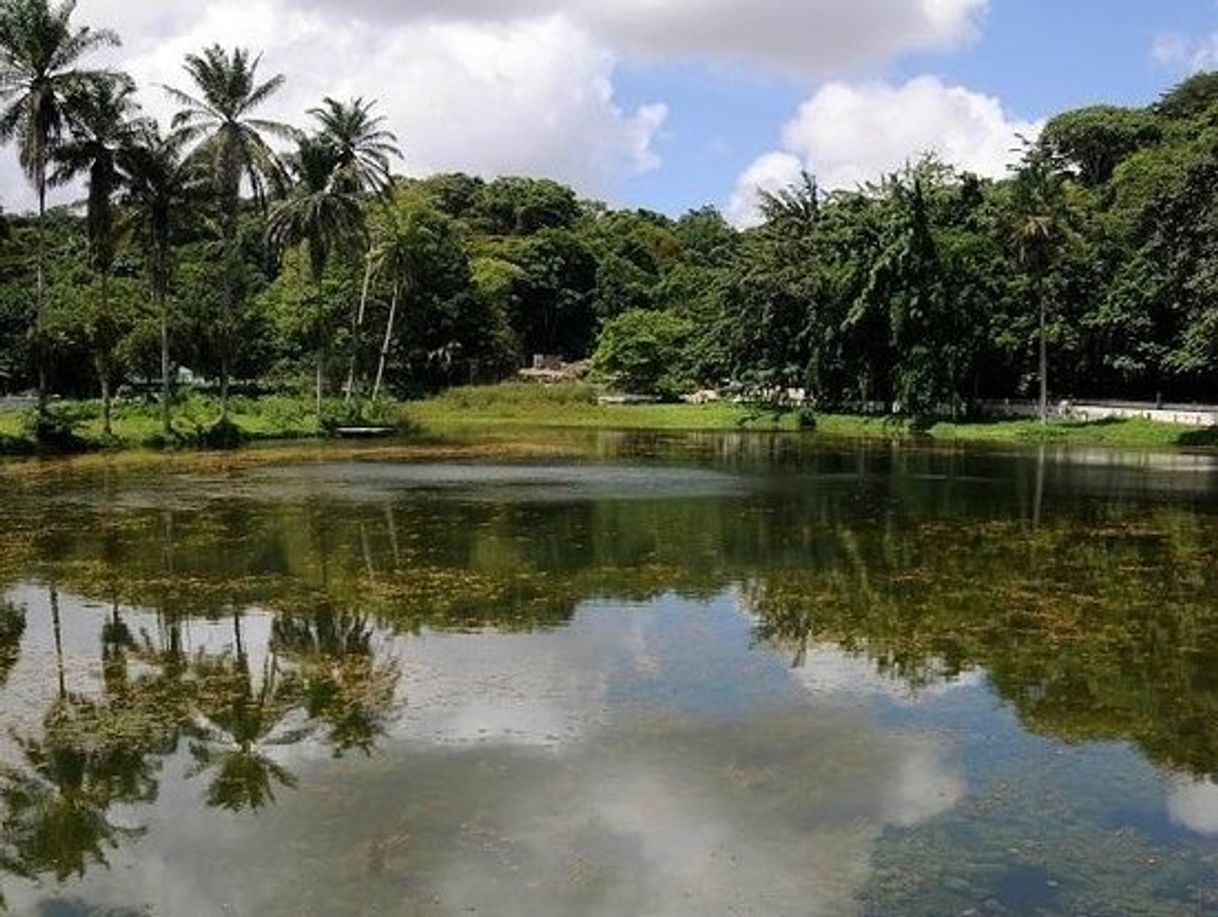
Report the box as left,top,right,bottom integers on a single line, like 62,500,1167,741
3,0,1218,434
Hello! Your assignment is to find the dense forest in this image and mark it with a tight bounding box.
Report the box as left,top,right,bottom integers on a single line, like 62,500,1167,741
4,0,1218,440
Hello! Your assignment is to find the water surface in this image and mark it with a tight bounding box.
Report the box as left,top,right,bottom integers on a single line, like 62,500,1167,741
1,432,1217,914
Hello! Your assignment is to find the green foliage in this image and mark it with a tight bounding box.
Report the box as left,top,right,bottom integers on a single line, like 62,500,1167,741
593,309,695,399
3,10,1218,440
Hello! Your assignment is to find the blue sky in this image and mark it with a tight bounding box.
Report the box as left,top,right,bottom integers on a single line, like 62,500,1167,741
7,1,1218,221
615,0,1218,217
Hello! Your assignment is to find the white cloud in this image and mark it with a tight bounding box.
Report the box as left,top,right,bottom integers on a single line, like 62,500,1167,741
0,0,995,214
729,75,1041,225
725,151,805,227
1152,31,1218,74
294,0,989,77
3,3,667,212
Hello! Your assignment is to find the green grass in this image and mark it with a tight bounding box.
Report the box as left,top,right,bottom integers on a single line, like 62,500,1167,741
0,393,404,455
1,384,1214,455
406,383,1218,449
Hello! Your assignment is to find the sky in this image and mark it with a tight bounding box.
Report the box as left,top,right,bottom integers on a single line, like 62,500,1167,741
4,0,1218,224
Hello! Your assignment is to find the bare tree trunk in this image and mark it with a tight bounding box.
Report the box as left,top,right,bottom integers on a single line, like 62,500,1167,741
372,284,399,401
345,253,374,406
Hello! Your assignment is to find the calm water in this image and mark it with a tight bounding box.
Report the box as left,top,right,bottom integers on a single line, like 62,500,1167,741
1,432,1218,915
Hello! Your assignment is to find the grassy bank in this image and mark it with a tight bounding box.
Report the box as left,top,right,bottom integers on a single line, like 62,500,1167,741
406,383,1218,449
0,394,400,455
2,384,1215,456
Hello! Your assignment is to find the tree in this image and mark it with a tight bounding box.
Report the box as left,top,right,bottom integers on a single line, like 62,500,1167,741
165,45,296,419
120,125,203,436
593,308,695,400
309,96,399,196
1039,105,1161,187
0,0,120,417
50,74,146,436
1008,148,1074,421
306,97,401,403
266,136,366,423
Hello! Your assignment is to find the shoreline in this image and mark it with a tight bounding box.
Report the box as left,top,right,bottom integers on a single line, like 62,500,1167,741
2,388,1216,458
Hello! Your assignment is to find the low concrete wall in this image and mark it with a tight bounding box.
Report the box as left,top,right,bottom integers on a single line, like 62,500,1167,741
982,400,1218,427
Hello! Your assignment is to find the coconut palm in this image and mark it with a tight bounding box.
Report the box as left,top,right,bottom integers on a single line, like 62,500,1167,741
164,45,297,419
266,136,366,425
120,126,204,436
0,0,120,417
50,75,147,436
308,98,402,403
310,96,400,197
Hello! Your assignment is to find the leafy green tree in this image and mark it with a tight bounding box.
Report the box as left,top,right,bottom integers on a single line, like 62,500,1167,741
593,308,695,400
1040,106,1161,187
0,0,120,416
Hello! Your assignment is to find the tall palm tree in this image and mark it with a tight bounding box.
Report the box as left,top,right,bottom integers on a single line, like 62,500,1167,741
367,213,418,400
308,98,402,404
0,0,120,417
310,96,399,197
120,126,203,437
164,45,296,420
50,75,147,436
1010,148,1071,423
267,136,365,425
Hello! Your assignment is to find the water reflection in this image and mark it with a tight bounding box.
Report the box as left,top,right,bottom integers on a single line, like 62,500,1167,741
0,434,1215,912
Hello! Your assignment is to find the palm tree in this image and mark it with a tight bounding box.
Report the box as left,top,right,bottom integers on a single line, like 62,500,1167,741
164,45,296,420
120,126,203,436
1010,147,1071,423
307,98,402,404
367,213,417,400
310,96,399,197
267,136,365,425
0,0,120,417
50,75,147,436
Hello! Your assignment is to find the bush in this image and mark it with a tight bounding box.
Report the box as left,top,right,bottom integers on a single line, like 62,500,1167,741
430,383,599,412
592,309,696,400
795,407,818,431
22,404,89,453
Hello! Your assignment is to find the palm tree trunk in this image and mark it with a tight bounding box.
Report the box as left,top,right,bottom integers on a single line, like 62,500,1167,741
220,352,230,420
159,276,171,437
345,253,374,406
35,163,48,418
372,284,399,401
316,344,325,429
1038,290,1048,424
99,272,112,438
99,354,112,438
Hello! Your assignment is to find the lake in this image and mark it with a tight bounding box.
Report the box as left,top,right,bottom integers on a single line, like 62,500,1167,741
1,431,1217,915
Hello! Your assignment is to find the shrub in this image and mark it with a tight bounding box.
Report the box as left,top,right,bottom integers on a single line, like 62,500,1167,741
22,404,89,453
592,309,696,400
